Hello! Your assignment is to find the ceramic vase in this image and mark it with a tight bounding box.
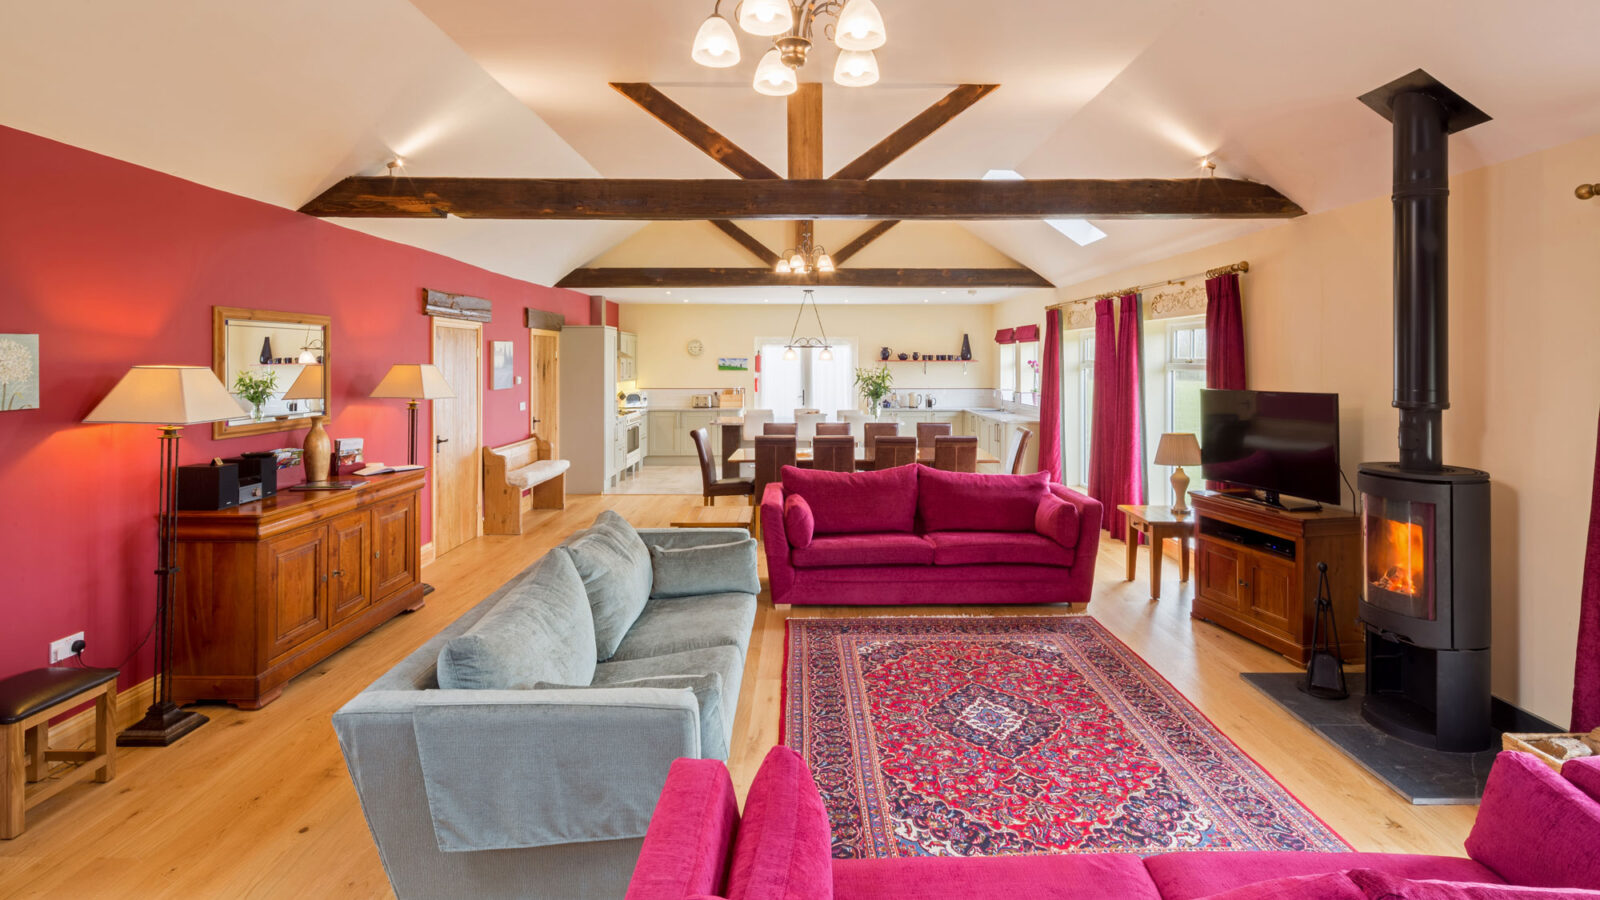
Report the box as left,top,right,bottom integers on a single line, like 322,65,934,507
303,416,332,483
960,334,972,361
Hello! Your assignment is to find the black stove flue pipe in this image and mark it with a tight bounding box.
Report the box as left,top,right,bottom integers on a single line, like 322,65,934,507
1391,90,1450,472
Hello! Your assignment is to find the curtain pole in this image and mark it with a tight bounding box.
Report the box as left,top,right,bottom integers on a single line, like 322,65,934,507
1047,260,1249,312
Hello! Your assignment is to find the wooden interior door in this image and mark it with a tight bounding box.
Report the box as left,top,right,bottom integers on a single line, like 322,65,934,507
432,320,482,559
530,329,560,456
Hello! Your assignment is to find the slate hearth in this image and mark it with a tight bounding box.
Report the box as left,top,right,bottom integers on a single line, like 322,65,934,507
1242,672,1498,805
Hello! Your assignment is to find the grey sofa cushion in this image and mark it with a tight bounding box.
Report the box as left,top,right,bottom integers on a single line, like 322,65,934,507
610,592,757,664
435,552,596,690
558,510,653,660
532,674,728,760
594,644,744,758
647,538,761,599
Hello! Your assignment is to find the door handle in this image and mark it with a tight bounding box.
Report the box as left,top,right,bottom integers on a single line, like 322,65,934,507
435,436,449,454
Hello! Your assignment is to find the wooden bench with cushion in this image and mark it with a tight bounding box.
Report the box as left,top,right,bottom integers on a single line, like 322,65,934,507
1,666,118,839
484,436,569,535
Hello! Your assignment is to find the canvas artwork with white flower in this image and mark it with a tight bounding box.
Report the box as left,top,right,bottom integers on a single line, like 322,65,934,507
0,335,39,411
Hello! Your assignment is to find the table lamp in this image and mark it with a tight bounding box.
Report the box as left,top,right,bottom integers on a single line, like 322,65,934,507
83,365,247,746
282,364,332,484
370,364,455,465
1154,432,1203,516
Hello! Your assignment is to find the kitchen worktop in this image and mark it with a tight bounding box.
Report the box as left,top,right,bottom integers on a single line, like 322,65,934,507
696,407,1040,425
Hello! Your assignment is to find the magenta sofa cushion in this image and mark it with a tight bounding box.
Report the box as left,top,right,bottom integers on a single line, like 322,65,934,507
793,534,935,568
924,531,1074,567
624,758,739,900
1562,756,1600,804
917,465,1049,533
726,746,833,900
784,494,815,548
1034,494,1081,549
1196,872,1362,899
1144,852,1503,900
782,465,917,535
1344,869,1600,898
833,854,1162,900
1465,751,1600,890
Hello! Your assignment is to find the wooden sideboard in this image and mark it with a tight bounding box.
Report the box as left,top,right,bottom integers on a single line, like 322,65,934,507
170,470,426,709
1189,491,1363,665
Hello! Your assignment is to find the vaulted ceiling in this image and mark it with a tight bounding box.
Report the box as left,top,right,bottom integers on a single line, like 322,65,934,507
4,0,1599,303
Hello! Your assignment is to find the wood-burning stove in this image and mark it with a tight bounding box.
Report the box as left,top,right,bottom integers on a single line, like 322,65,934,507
1355,71,1494,752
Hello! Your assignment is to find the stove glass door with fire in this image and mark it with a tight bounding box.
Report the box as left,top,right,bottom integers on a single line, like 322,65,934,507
1362,494,1435,621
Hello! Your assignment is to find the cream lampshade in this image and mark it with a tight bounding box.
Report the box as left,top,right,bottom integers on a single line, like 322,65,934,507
282,365,332,484
370,364,455,466
1154,432,1203,516
83,365,247,747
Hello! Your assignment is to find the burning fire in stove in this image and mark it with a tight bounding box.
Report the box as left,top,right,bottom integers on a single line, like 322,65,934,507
1370,518,1426,596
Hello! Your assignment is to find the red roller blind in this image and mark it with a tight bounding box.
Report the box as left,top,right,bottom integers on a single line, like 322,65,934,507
994,328,1016,344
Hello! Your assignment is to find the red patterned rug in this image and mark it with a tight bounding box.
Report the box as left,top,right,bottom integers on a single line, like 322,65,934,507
782,615,1349,859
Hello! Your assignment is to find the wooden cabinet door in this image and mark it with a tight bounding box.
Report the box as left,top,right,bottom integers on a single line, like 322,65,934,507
1246,555,1296,633
371,496,418,601
327,510,372,624
648,411,679,454
1196,540,1244,610
265,526,328,660
682,411,719,456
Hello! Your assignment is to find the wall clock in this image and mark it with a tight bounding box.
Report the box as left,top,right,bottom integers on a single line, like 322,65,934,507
686,339,704,357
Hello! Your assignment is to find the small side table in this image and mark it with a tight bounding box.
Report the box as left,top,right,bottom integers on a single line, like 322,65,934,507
671,505,755,534
0,666,119,839
1117,504,1195,600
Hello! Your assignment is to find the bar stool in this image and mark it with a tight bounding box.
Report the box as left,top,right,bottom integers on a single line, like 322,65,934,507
1,666,118,838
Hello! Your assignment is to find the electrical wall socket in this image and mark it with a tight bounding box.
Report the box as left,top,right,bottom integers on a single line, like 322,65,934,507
49,631,85,664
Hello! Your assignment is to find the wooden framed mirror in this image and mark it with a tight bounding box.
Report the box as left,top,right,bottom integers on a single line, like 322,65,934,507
212,306,332,439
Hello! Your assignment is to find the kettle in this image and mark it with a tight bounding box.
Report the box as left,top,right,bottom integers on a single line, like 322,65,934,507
911,393,923,408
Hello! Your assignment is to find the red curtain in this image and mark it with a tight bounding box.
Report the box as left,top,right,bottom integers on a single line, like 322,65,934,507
1112,293,1146,535
1205,272,1246,389
1573,408,1600,731
1037,308,1063,481
1087,299,1119,525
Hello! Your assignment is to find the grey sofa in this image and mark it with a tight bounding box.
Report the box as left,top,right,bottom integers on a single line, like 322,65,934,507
333,513,759,900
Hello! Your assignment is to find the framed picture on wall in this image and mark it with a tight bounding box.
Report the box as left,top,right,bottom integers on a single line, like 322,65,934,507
490,340,514,390
0,334,39,411
718,357,749,371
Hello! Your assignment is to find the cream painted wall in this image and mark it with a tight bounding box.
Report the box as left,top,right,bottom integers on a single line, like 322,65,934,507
996,133,1600,725
590,220,1021,268
622,303,997,392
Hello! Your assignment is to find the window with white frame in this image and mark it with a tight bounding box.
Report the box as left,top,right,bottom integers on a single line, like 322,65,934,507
999,342,1017,397
1163,317,1207,502
1077,334,1095,486
1018,340,1040,403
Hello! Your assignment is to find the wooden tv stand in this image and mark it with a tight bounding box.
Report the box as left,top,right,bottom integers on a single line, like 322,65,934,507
168,470,426,709
1189,491,1362,665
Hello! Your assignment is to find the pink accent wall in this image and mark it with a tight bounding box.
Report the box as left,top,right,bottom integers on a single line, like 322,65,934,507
0,125,590,684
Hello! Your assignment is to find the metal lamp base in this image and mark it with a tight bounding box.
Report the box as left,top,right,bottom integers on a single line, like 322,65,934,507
117,700,209,747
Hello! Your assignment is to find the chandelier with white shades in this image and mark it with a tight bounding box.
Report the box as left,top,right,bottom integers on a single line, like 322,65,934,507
690,0,887,95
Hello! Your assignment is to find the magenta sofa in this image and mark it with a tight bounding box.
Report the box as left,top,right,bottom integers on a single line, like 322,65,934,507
625,746,1600,900
760,464,1102,606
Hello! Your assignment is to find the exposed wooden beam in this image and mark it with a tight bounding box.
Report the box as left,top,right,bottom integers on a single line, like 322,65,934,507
831,84,999,181
555,267,1053,289
609,82,780,180
788,82,823,252
833,221,901,264
299,177,1307,220
708,220,780,266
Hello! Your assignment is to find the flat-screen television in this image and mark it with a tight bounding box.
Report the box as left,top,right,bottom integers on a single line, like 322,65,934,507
1199,389,1341,505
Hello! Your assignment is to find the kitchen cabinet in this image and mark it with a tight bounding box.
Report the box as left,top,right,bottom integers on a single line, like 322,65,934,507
617,331,638,382
644,411,722,459
558,326,621,492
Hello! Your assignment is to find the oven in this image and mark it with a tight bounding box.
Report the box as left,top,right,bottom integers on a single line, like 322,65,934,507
622,412,645,471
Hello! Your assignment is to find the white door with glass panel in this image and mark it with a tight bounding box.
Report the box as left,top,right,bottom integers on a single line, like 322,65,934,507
757,340,855,418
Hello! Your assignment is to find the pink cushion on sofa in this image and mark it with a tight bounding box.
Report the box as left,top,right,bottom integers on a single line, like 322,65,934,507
782,465,917,535
625,758,739,900
1034,494,1080,549
793,534,935,568
916,465,1049,533
1144,853,1504,900
726,746,833,900
1196,872,1362,899
1344,868,1600,898
834,854,1162,900
924,531,1074,567
1465,751,1600,890
784,494,815,548
1561,756,1600,805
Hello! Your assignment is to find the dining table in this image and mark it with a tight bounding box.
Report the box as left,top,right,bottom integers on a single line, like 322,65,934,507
724,446,1002,469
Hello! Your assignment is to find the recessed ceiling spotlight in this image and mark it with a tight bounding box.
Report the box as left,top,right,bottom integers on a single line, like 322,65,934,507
386,158,405,175
1201,156,1217,175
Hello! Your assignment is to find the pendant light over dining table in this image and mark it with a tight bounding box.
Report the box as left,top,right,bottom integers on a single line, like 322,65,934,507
783,289,833,361
691,0,888,94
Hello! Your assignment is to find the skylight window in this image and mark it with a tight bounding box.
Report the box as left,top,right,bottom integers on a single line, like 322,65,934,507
982,169,1108,247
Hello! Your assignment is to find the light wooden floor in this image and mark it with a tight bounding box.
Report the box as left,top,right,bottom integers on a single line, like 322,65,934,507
0,494,1478,899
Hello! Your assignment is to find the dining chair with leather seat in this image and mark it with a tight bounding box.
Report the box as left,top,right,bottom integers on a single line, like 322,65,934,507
1009,427,1033,475
932,435,979,473
691,427,754,506
872,435,918,470
763,422,798,436
810,436,856,473
916,422,952,449
815,422,849,436
863,422,897,458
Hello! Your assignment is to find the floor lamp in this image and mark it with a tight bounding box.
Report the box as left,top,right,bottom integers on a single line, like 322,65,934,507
84,365,249,747
369,364,455,465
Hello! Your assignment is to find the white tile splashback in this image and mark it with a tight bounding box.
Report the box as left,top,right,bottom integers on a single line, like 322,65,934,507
641,387,1001,414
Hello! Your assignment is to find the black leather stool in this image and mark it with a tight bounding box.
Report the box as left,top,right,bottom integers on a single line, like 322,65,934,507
0,666,118,838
